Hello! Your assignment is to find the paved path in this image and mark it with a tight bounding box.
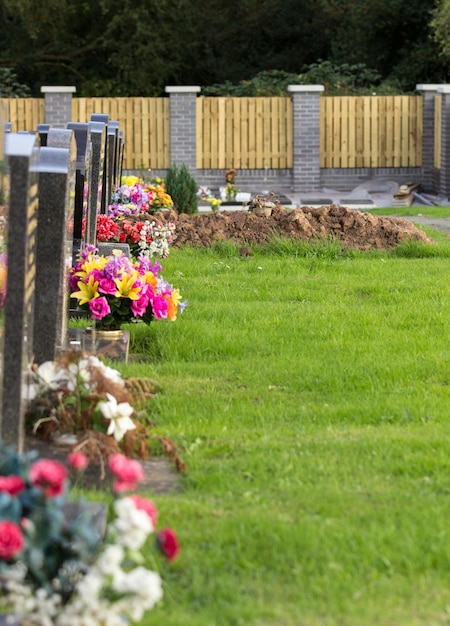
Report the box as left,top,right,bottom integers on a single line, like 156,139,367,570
401,216,450,234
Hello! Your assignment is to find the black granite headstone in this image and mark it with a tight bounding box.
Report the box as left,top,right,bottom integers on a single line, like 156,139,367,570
1,133,39,451
0,103,8,430
37,123,50,147
107,121,120,204
33,145,75,364
90,114,109,214
66,122,92,262
86,121,106,246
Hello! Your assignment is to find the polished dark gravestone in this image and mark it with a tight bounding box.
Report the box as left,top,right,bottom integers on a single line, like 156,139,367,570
37,123,50,147
0,103,8,434
86,121,106,246
107,120,120,202
1,133,39,451
33,144,76,364
66,122,92,263
90,113,109,214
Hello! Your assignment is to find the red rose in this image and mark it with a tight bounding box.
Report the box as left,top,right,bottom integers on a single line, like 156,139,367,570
0,475,25,496
156,527,180,561
29,459,68,497
0,520,24,560
129,494,158,527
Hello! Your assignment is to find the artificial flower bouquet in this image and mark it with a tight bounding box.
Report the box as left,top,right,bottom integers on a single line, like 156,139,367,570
89,176,175,260
224,168,239,199
197,186,222,213
70,244,186,331
25,351,149,462
0,440,180,626
25,351,186,473
96,213,175,259
113,175,174,214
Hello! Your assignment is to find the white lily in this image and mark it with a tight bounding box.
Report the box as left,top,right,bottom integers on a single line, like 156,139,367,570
98,393,136,441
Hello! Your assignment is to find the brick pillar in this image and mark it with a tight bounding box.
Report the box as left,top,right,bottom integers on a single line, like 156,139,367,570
40,86,76,128
437,85,450,198
165,86,201,176
416,84,446,193
287,84,324,192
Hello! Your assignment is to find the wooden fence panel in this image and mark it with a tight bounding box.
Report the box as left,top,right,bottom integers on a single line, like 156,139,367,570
320,95,423,168
0,98,44,132
71,97,170,170
196,96,293,170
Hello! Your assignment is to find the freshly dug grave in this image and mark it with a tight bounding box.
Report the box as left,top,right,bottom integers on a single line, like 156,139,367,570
154,204,432,250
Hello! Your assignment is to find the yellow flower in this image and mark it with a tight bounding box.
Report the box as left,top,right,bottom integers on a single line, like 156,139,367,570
114,270,141,300
71,274,99,305
122,175,139,187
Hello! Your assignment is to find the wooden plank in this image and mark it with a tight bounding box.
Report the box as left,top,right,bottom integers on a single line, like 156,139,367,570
399,96,408,167
332,98,341,168
240,98,249,169
341,97,349,168
285,97,293,169
347,97,356,168
320,98,330,168
233,98,241,168
247,97,256,169
370,97,379,168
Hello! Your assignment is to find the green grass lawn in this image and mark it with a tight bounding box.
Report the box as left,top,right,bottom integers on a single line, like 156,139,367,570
89,218,450,626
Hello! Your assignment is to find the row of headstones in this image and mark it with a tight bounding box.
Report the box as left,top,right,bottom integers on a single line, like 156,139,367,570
0,112,125,451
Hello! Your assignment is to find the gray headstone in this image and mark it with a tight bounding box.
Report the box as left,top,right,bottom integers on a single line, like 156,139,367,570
97,242,131,258
4,122,12,133
86,121,106,245
66,122,92,261
1,133,39,451
33,144,76,364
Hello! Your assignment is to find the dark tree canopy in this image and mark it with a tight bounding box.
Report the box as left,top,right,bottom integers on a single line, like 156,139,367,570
0,0,447,96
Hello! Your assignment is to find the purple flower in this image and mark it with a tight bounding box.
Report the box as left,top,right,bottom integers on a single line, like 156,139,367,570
88,296,111,320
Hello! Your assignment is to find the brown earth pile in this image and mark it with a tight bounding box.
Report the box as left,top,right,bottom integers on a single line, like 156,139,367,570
153,204,431,250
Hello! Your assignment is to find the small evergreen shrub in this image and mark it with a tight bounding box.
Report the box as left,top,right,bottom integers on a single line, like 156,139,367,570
165,163,198,215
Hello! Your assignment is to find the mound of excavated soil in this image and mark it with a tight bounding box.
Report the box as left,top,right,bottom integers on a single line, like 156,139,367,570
153,204,431,251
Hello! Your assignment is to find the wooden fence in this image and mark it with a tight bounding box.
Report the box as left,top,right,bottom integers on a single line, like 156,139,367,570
320,96,423,168
71,97,170,170
196,96,293,170
1,95,425,171
0,98,44,134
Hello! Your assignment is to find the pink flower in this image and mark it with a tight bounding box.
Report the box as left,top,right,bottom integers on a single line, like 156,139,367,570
88,296,111,320
98,277,117,295
0,520,24,560
0,475,25,496
29,459,68,497
67,452,89,471
129,494,158,526
131,294,150,317
108,454,145,492
150,294,168,319
156,528,180,561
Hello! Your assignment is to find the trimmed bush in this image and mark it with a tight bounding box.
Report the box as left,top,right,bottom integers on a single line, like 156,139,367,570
165,163,198,215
